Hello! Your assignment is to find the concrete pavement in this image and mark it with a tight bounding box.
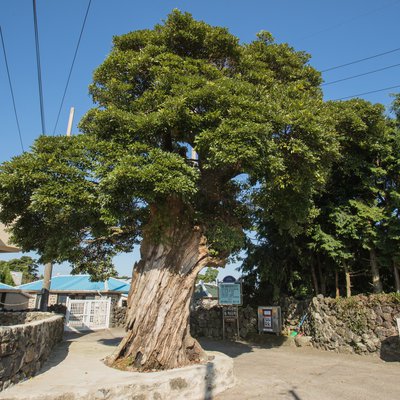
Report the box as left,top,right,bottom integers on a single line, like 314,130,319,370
0,328,399,400
205,338,400,400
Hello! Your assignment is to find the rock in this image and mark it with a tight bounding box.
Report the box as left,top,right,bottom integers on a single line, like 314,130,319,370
355,342,367,353
382,313,392,322
294,335,313,347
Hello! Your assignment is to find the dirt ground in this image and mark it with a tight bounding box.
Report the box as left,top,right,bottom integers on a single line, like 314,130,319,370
201,337,400,400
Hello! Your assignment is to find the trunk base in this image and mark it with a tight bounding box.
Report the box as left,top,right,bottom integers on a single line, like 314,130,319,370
107,218,220,372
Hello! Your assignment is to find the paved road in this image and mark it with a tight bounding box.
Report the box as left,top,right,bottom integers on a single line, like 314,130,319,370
202,338,400,400
1,329,398,400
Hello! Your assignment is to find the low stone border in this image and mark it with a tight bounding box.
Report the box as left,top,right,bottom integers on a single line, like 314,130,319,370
99,353,235,400
0,352,234,400
0,312,64,391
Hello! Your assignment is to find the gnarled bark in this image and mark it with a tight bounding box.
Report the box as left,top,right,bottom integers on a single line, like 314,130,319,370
108,209,219,371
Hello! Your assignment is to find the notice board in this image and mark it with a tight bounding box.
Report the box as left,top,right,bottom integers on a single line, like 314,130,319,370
218,282,242,305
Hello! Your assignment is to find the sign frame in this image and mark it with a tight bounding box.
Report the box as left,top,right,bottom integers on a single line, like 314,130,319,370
217,282,242,306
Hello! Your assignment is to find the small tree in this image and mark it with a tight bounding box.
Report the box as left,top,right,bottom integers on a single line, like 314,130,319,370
0,263,14,286
197,267,218,283
0,11,336,370
0,256,39,284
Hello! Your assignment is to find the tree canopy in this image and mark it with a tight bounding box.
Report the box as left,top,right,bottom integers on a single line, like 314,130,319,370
242,96,400,302
0,10,336,280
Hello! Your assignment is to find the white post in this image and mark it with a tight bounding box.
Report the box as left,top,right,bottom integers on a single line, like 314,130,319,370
66,107,75,137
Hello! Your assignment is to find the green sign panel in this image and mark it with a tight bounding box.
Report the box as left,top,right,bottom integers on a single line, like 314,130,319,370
218,282,242,305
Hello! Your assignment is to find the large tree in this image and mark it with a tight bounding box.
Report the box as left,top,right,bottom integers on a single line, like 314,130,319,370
0,11,336,370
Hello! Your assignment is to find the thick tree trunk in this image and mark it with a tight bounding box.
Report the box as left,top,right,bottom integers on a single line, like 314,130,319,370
316,254,326,295
344,262,351,298
311,260,319,295
369,248,383,293
335,269,340,298
393,262,400,293
108,206,219,371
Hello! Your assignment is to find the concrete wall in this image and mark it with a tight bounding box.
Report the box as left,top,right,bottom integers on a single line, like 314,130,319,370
0,312,64,391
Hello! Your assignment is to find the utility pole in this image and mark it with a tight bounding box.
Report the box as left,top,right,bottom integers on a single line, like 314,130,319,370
39,107,75,311
39,262,52,311
66,107,74,137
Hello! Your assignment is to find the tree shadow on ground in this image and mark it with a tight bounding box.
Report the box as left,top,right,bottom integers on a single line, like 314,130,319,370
33,334,76,377
379,336,400,362
97,336,124,347
245,333,296,349
199,333,295,359
199,338,253,358
36,330,99,376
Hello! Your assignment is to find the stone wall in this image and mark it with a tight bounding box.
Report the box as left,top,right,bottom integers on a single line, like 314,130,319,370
0,311,57,326
111,306,127,328
0,312,64,391
190,305,258,339
111,305,258,339
111,294,400,358
307,294,400,357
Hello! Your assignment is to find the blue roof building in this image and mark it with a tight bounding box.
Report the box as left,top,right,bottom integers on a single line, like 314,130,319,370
18,275,130,293
17,275,130,309
0,282,19,291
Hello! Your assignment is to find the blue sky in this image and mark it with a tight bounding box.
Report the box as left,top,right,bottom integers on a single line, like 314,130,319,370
1,0,400,278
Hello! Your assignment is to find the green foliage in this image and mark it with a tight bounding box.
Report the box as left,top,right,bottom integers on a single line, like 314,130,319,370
0,10,339,280
0,264,14,285
243,95,400,300
197,267,218,283
0,256,39,284
333,297,368,335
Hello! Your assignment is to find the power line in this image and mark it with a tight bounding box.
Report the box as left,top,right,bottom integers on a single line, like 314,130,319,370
0,26,24,152
32,0,46,135
52,0,92,136
300,0,400,42
322,62,400,86
333,84,400,101
321,47,400,73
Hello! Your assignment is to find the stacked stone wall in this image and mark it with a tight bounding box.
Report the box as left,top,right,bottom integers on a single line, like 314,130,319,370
111,294,400,357
190,305,258,339
307,294,400,357
111,306,127,328
0,312,64,391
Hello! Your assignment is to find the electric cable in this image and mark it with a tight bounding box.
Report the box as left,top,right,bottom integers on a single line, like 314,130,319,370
300,0,400,42
332,84,400,101
322,47,400,73
32,0,46,135
322,62,400,86
52,0,92,136
0,26,24,152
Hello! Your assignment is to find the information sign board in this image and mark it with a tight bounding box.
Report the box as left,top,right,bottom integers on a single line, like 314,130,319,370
218,282,242,305
223,306,238,322
222,275,237,283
